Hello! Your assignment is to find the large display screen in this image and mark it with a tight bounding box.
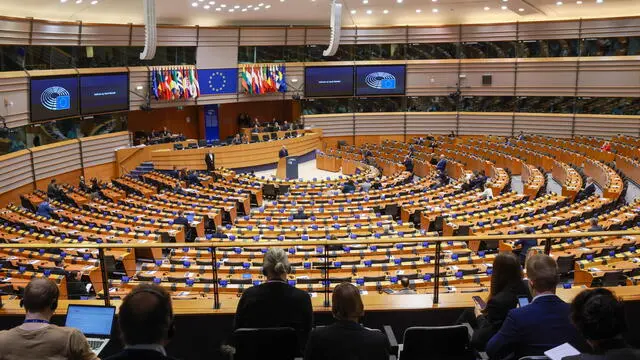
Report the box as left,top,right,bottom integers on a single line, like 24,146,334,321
80,73,129,115
304,66,354,97
30,76,80,122
355,65,406,96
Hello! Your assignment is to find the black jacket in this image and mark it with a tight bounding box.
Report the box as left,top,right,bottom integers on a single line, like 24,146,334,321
106,349,178,360
304,320,390,360
234,281,313,352
204,154,215,169
564,339,640,360
471,281,530,350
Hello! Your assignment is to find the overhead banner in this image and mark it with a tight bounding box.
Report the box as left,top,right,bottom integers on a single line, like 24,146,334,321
204,104,220,141
150,66,200,101
240,64,286,95
197,68,238,95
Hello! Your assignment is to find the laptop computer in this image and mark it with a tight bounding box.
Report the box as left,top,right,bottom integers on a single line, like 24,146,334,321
65,304,116,355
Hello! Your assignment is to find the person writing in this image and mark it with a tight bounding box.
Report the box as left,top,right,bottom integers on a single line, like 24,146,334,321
0,278,97,360
304,282,390,360
36,198,55,219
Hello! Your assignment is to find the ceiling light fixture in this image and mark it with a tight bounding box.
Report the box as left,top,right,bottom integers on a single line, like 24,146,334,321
191,1,198,5
75,0,82,3
258,2,264,5
350,9,356,13
209,1,215,4
60,0,68,3
484,6,490,10
204,4,210,8
518,7,524,11
415,8,421,12
241,8,247,11
234,5,240,8
265,4,271,8
383,9,389,13
396,0,403,3
556,1,562,5
220,4,226,7
254,6,259,10
501,5,507,9
362,0,368,3
90,0,98,4
432,8,438,12
576,0,582,3
229,8,234,11
596,0,603,3
215,7,221,10
366,9,372,14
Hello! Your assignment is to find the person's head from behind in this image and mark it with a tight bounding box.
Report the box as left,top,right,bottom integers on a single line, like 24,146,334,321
590,217,599,227
586,177,593,185
297,207,304,214
440,154,445,160
400,277,411,289
525,254,558,296
21,278,59,318
332,282,364,322
119,284,174,346
571,288,626,350
484,182,493,191
50,179,56,184
489,253,523,298
263,248,290,281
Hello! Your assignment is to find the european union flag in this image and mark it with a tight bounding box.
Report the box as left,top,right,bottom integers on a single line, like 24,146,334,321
197,68,238,95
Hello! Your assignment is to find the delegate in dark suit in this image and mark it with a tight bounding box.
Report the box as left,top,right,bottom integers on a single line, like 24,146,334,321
471,281,530,350
204,153,215,171
106,349,178,360
563,340,640,360
304,321,390,360
582,182,596,198
279,148,289,158
234,281,313,352
436,158,447,172
486,295,584,359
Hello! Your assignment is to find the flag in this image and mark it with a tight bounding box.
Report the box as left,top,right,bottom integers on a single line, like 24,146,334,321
151,69,159,100
197,68,238,95
240,66,250,94
190,68,200,98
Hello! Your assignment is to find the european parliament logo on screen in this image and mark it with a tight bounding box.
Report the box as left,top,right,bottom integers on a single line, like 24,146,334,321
198,68,238,95
365,71,396,90
41,86,71,111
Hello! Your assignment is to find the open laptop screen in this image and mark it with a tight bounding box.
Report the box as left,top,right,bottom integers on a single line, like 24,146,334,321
65,305,115,336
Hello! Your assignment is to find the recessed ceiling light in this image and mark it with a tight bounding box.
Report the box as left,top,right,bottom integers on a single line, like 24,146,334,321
215,7,221,10
556,1,562,5
518,7,524,11
75,0,82,3
198,0,204,2
265,4,271,8
576,0,582,3
416,8,421,12
60,0,67,2
254,6,259,10
247,4,253,7
596,0,603,3
241,8,247,11
220,4,226,7
280,0,284,2
397,0,403,3
432,0,437,2
258,2,264,5
383,9,389,13
432,8,438,12
204,4,210,8
90,0,98,4
484,6,490,10
234,5,240,8
191,1,198,5
501,5,507,9
228,8,234,11
350,9,356,13
366,9,372,14
362,0,368,3
209,1,215,4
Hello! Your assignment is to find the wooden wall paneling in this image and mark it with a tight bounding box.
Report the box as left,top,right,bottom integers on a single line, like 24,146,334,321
458,112,513,136
35,169,82,192
30,21,80,46
0,17,31,45
302,114,354,137
407,25,460,43
405,112,457,135
239,28,287,46
340,28,358,45
354,27,406,45
79,23,131,46
305,27,331,45
286,28,306,46
580,17,640,38
576,58,640,97
129,66,149,111
321,136,354,150
354,113,404,135
573,115,640,137
406,61,459,96
283,64,304,100
79,131,130,168
0,182,34,207
0,72,29,128
31,140,82,181
460,23,518,42
513,113,573,137
517,20,580,40
196,46,238,69
459,60,516,96
130,25,145,47
128,106,201,139
82,162,117,182
156,26,198,47
515,58,578,96
197,27,240,47
354,134,405,146
197,93,239,106
0,150,33,198
236,92,284,103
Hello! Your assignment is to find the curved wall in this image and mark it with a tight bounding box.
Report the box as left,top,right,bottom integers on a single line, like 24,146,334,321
0,131,131,206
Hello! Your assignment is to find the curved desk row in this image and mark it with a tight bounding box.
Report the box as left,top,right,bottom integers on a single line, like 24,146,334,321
150,131,322,170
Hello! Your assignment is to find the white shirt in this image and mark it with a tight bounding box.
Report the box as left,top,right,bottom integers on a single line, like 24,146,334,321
532,293,556,303
481,187,494,199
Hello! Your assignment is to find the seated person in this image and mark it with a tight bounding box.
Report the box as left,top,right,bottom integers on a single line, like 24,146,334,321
478,182,494,200
233,248,313,353
187,171,200,186
66,271,89,300
601,141,612,152
588,217,604,232
106,284,177,360
0,279,97,360
169,166,180,179
458,253,529,351
581,177,596,199
565,288,640,360
342,180,356,194
486,254,586,359
174,211,189,227
78,176,90,193
252,124,260,134
371,182,383,190
403,156,414,173
293,207,309,220
47,179,61,200
304,283,390,360
36,199,54,219
436,155,447,172
360,180,372,193
395,277,417,295
232,134,242,145
514,227,538,265
241,134,249,144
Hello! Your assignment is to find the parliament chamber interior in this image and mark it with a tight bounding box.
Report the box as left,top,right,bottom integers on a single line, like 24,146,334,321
0,1,639,359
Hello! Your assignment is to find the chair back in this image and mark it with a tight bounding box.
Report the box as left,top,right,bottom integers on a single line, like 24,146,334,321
233,327,299,360
401,325,475,360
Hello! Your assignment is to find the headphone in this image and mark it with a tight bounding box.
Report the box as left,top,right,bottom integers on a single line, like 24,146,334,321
130,287,176,339
20,285,59,312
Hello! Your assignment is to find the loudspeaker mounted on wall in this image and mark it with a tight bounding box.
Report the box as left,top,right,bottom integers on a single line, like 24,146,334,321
482,74,492,86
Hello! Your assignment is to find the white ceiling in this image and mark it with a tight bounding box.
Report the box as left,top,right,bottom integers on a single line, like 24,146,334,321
0,0,638,27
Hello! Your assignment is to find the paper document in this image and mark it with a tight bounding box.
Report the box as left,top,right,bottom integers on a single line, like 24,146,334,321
544,343,580,360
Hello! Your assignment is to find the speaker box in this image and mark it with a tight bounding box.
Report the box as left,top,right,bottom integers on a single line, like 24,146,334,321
482,74,492,86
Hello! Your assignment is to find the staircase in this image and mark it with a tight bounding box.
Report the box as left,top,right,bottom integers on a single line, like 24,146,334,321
128,162,154,179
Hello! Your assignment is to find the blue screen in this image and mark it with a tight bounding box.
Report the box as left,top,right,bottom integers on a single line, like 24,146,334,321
30,76,79,122
304,66,354,97
80,73,129,115
65,305,115,336
355,65,406,96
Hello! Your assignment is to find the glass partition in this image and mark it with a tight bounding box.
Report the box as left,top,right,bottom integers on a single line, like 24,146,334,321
407,96,457,112
460,96,516,112
575,97,640,115
0,126,27,155
306,44,354,62
516,96,575,114
354,44,405,60
302,98,353,115
581,37,640,56
460,41,516,59
518,39,579,57
353,97,405,113
406,43,458,60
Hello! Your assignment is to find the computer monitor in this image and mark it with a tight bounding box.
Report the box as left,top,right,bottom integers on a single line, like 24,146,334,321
65,305,115,336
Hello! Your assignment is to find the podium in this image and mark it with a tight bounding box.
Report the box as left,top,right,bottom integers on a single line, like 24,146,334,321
276,157,287,179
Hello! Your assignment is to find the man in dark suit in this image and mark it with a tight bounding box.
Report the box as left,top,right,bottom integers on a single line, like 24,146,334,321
588,217,604,232
233,248,313,354
436,154,447,173
486,254,586,359
514,227,538,265
174,211,189,227
293,207,309,220
403,155,414,173
279,145,289,159
304,283,390,360
47,179,60,200
565,288,640,360
204,151,215,172
582,177,596,199
106,284,177,360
